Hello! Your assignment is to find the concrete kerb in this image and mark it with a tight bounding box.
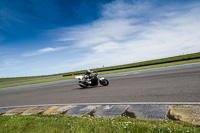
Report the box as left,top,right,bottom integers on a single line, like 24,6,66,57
167,105,200,125
0,107,16,115
1,104,200,125
3,107,34,116
65,105,100,117
94,105,130,117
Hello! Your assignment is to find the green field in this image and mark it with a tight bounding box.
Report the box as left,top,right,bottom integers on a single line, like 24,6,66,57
0,74,62,83
0,52,200,88
62,52,200,76
0,115,199,133
0,58,200,88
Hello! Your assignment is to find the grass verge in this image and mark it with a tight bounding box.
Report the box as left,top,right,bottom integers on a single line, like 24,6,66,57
0,58,200,88
1,52,200,83
0,115,199,133
0,76,76,88
91,52,200,72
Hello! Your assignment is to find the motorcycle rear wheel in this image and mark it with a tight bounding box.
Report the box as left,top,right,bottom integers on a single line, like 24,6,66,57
79,81,88,88
79,84,88,88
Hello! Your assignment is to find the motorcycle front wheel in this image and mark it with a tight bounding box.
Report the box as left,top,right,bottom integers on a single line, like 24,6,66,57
99,79,109,86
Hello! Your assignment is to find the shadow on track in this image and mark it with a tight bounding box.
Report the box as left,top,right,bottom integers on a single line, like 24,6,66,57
72,85,105,90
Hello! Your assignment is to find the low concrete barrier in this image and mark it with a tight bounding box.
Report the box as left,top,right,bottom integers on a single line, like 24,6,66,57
21,106,51,115
94,105,129,117
0,104,200,125
65,105,99,117
168,105,200,125
126,105,169,120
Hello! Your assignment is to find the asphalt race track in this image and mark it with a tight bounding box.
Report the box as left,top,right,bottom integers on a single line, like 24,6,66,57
0,63,200,107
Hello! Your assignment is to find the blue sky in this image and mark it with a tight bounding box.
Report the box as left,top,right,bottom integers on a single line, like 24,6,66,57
0,0,200,77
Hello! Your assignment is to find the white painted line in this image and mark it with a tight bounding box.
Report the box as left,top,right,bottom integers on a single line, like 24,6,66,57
1,102,200,109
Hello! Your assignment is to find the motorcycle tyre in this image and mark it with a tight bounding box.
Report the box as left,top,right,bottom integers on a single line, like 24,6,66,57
100,79,109,86
79,84,88,88
79,81,88,88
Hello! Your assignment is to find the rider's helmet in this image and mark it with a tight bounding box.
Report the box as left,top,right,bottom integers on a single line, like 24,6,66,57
85,69,91,75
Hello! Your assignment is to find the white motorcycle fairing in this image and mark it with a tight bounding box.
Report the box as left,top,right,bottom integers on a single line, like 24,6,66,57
99,77,105,80
75,76,83,80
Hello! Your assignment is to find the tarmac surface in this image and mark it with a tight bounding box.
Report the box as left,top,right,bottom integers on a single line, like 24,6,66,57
0,63,200,107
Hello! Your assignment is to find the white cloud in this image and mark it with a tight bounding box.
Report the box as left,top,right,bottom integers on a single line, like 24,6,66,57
57,0,200,69
0,58,22,77
5,0,199,77
22,46,68,56
92,42,121,53
101,0,152,19
3,58,22,66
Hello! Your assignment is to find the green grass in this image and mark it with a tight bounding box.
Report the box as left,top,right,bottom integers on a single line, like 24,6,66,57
91,52,200,72
0,76,76,88
1,52,200,83
0,58,200,88
60,52,200,76
0,75,62,83
98,58,200,75
0,115,199,133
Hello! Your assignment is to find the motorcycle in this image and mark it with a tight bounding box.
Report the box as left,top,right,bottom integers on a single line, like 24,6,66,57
75,71,109,88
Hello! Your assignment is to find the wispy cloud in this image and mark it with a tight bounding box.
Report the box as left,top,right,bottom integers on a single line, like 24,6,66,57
0,58,22,76
22,46,68,56
1,0,200,77
2,58,22,66
57,0,200,69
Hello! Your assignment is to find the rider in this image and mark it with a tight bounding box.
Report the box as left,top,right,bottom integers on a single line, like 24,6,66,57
84,69,94,83
84,69,93,78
